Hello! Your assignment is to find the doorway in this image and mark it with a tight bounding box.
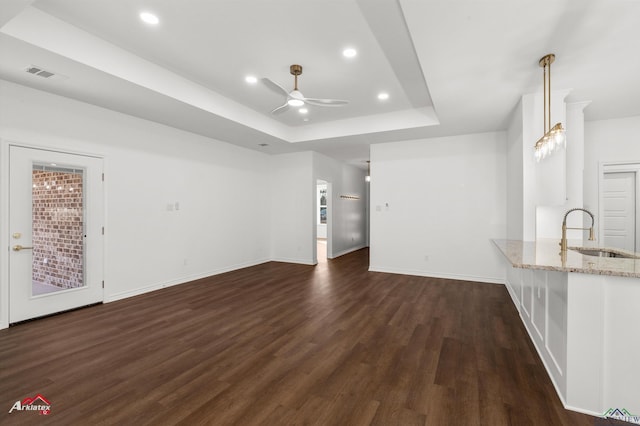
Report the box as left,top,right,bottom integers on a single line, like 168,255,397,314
7,146,104,323
316,180,331,263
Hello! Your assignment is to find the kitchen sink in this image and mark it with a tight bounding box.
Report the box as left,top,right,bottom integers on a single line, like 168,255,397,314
570,247,640,259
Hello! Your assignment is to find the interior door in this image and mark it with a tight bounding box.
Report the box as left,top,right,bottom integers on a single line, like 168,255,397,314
603,171,636,252
9,146,103,323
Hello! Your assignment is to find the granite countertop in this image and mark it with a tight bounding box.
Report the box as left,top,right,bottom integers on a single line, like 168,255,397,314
492,239,640,278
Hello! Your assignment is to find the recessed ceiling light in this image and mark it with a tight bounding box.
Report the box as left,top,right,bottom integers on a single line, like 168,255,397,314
258,143,269,147
245,75,257,84
377,92,389,100
343,48,357,58
303,118,310,122
299,108,308,114
140,12,159,25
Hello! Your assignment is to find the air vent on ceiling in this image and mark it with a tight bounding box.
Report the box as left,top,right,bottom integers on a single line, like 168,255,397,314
24,65,68,82
26,66,55,78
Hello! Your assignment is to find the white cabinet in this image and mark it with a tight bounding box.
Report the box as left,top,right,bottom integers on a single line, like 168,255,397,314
507,268,568,400
505,265,640,416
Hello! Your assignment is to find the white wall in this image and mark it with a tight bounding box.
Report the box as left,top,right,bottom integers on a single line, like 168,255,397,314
0,80,271,322
369,132,507,283
584,115,640,221
270,151,314,264
507,100,524,240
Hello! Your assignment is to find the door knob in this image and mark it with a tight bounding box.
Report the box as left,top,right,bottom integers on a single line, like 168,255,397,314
12,245,33,252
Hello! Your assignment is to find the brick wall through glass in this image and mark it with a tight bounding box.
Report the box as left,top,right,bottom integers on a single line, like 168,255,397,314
32,168,84,289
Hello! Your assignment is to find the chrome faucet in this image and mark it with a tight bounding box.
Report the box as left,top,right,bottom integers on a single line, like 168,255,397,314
560,208,595,253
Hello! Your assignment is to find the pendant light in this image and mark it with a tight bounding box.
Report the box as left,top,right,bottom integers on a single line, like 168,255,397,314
534,54,566,162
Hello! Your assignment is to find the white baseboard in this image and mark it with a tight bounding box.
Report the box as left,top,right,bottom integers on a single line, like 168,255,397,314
104,258,270,303
330,244,366,259
368,265,505,285
563,405,603,418
270,257,315,265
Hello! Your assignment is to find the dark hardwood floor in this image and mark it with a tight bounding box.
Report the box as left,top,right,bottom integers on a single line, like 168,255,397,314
0,248,607,425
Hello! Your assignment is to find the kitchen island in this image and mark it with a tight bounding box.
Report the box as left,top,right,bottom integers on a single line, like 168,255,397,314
493,239,640,418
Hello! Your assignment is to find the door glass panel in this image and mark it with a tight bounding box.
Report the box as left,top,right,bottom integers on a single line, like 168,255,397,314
31,164,85,296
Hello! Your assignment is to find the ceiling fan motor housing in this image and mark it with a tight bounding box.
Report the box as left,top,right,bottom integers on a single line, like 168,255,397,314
290,64,302,76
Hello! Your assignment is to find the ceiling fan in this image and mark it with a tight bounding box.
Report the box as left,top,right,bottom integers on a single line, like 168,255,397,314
262,64,349,114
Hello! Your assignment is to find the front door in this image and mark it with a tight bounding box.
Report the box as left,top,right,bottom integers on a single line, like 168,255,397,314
9,146,103,323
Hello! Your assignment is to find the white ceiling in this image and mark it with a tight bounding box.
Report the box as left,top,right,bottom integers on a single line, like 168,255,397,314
1,0,639,168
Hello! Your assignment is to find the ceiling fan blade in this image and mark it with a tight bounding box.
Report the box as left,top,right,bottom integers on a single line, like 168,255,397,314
262,78,289,98
271,103,290,115
303,98,349,107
